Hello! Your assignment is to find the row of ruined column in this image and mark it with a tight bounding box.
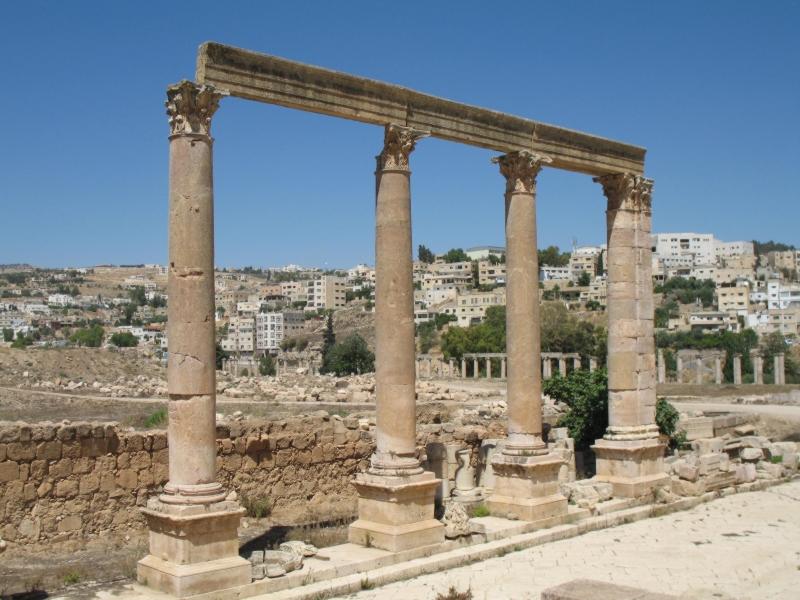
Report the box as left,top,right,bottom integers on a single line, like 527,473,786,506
141,79,667,593
657,349,787,385
414,354,599,379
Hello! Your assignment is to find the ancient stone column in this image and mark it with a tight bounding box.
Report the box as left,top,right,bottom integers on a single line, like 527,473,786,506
438,359,443,379
350,124,443,551
775,353,784,385
754,353,763,384
733,354,742,384
427,358,432,378
486,151,566,521
676,354,683,384
657,349,665,384
591,173,667,498
415,358,420,378
473,357,479,378
573,356,582,371
589,357,598,373
449,358,454,377
715,355,723,385
486,357,492,379
695,355,703,384
138,81,250,596
542,357,551,378
461,358,467,378
501,357,506,379
558,357,567,377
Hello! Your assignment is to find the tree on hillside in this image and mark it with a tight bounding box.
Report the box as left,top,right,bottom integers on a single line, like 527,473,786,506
538,246,571,267
259,353,276,376
418,245,435,264
596,250,604,276
320,333,375,376
321,311,336,357
110,331,138,347
215,342,229,370
129,286,146,306
443,248,471,263
70,324,105,348
577,271,591,287
752,240,795,255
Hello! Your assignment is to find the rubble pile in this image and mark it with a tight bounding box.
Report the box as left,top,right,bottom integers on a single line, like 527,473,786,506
26,374,168,398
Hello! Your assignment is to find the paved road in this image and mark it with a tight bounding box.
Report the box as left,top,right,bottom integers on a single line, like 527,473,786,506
343,482,800,600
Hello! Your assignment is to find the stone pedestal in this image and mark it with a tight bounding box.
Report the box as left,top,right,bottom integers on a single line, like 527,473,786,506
349,471,444,552
137,500,250,598
486,453,567,521
592,436,669,498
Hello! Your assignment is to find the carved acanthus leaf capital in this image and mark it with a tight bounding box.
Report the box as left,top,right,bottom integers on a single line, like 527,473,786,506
593,173,653,212
376,124,430,171
165,80,229,137
491,151,552,194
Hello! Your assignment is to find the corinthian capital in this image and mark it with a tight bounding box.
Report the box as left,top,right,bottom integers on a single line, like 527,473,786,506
376,124,430,171
165,80,229,137
593,173,653,212
491,151,552,194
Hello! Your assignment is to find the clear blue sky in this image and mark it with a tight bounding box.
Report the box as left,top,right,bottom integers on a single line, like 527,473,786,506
1,1,798,270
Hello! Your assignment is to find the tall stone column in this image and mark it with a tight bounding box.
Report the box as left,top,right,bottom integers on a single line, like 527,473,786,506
591,173,667,498
486,357,492,379
676,355,683,383
695,355,703,384
461,358,467,378
558,357,567,377
449,358,454,377
138,80,250,596
733,354,742,384
474,357,479,378
775,353,784,385
438,359,443,379
349,124,443,552
573,357,582,371
754,353,763,385
715,355,723,385
657,349,666,383
501,357,506,379
589,357,597,373
486,151,566,522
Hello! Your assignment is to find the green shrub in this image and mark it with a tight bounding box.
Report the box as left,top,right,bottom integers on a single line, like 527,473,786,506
240,492,271,519
320,333,375,376
11,336,34,349
771,455,783,464
69,324,105,347
143,409,167,428
110,331,138,347
472,504,490,518
259,354,276,376
240,368,249,377
545,368,608,451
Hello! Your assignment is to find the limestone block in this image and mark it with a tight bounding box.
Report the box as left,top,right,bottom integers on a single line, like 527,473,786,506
7,442,36,461
734,463,756,484
757,461,784,479
697,454,721,476
692,438,724,455
738,436,770,449
117,469,138,489
740,448,763,462
782,453,798,475
56,480,78,498
0,461,19,483
671,475,706,497
58,515,82,533
678,463,699,482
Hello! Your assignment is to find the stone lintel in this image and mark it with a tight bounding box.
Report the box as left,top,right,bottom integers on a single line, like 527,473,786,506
196,42,646,176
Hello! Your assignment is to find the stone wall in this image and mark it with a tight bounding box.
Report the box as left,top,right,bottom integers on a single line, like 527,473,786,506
0,415,503,548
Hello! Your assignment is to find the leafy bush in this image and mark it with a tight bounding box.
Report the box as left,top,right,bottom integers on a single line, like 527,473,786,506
240,492,271,519
69,324,105,347
259,354,276,376
655,397,680,437
143,409,167,428
11,336,34,349
296,338,309,352
240,368,249,377
215,342,229,370
110,331,138,347
320,333,375,376
544,367,608,451
2,328,13,342
472,504,490,518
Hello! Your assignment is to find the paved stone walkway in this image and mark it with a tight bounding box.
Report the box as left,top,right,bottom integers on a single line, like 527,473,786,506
345,482,800,600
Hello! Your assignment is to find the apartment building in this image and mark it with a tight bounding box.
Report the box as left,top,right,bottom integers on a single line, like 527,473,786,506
434,261,473,276
254,312,283,353
652,233,715,267
539,266,571,281
767,250,800,271
748,309,799,337
216,290,250,315
715,285,750,316
569,246,600,279
722,254,757,271
306,276,346,310
455,289,506,328
421,272,473,291
280,281,305,301
715,240,755,257
0,312,26,331
48,294,75,307
258,284,282,301
465,246,505,260
688,311,740,333
221,315,255,354
580,279,608,307
477,260,507,286
767,281,800,310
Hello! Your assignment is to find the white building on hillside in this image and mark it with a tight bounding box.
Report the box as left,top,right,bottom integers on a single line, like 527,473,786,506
465,246,505,260
48,294,75,307
306,276,346,310
767,281,800,310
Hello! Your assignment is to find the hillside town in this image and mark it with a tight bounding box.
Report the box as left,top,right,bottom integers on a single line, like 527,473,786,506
2,236,798,365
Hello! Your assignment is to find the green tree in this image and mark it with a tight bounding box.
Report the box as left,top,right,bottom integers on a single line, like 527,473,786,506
320,333,375,375
442,248,470,263
123,304,137,325
109,331,138,347
296,338,309,352
545,367,608,451
760,331,797,379
2,328,12,342
259,354,276,376
596,250,604,276
216,306,226,319
538,246,570,267
418,245,435,264
69,324,105,348
215,342,229,370
577,271,591,287
70,285,80,297
129,286,146,306
149,294,167,308
321,311,336,357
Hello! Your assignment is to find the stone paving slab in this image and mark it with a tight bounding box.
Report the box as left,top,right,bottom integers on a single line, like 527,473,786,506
338,481,800,600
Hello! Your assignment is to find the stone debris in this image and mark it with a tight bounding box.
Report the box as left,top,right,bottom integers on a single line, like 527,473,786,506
247,549,303,580
279,540,318,557
560,480,613,509
440,502,482,538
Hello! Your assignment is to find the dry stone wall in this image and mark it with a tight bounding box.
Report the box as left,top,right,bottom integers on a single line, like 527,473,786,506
0,416,501,549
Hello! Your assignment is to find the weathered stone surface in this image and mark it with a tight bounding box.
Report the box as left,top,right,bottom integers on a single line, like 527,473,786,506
741,448,763,462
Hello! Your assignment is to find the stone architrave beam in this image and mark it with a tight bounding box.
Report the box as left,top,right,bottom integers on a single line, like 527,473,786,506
196,42,646,176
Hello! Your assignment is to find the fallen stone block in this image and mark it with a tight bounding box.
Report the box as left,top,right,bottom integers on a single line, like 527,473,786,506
757,461,784,479
733,424,756,437
677,463,699,482
740,448,763,462
782,453,799,475
541,578,675,600
691,438,724,455
672,475,706,497
733,463,756,484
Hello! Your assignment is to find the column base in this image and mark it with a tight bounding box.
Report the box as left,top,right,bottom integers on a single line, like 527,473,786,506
137,499,250,597
591,438,669,498
485,452,568,521
349,470,444,552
